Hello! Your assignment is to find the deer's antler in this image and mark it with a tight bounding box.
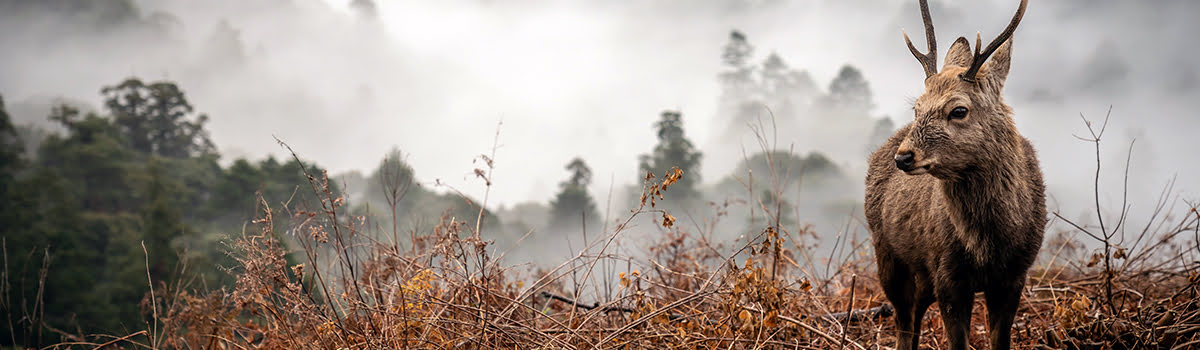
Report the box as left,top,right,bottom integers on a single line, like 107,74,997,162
903,0,938,79
960,0,1028,83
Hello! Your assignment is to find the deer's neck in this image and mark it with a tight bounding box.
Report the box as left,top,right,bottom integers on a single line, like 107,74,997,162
938,145,1034,265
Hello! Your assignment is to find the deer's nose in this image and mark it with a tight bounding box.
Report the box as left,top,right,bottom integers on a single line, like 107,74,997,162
894,151,916,171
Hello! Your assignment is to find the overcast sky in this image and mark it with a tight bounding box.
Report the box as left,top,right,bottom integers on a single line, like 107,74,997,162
2,0,1197,222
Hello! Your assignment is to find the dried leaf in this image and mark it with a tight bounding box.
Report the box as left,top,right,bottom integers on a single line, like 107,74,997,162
662,167,683,187
763,311,779,328
291,264,305,279
1071,294,1091,311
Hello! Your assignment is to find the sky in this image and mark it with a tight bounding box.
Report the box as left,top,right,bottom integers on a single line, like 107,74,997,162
2,0,1197,226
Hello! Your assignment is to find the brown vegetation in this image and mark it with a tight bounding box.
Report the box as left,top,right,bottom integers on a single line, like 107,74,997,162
50,135,1196,349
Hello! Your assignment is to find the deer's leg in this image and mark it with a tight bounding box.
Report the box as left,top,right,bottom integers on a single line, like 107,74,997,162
984,281,1024,350
910,285,935,349
934,275,974,350
878,256,919,350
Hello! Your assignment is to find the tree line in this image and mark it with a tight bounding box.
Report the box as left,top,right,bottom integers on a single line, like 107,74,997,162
0,77,338,346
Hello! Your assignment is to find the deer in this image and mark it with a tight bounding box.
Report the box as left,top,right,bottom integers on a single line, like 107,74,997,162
863,0,1045,349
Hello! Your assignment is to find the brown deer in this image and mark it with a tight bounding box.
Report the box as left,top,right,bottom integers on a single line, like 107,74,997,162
864,0,1045,349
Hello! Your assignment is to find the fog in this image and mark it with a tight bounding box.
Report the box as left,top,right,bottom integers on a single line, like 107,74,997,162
3,0,1198,264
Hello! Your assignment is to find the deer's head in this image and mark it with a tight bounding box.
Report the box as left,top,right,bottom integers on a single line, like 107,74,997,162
894,0,1027,180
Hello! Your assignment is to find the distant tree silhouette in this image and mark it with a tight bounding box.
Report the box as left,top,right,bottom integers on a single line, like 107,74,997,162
202,19,247,67
639,110,702,200
716,32,822,142
760,52,819,119
867,117,896,152
821,65,874,113
719,30,758,105
0,95,20,183
722,30,754,68
549,157,599,232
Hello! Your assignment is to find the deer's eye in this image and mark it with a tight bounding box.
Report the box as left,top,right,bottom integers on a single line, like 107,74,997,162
948,107,968,120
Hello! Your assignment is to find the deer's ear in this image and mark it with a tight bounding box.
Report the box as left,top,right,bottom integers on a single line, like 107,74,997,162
943,37,973,68
981,37,1013,90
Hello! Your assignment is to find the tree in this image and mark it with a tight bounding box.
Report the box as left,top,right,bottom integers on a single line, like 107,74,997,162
208,158,263,224
639,110,702,201
39,104,140,212
367,148,418,208
718,30,758,108
549,157,599,231
1,96,113,343
722,30,754,68
201,19,247,68
0,95,21,187
139,159,185,284
866,117,896,152
366,148,420,241
101,77,216,158
716,33,822,143
821,65,874,113
730,150,843,193
761,53,819,110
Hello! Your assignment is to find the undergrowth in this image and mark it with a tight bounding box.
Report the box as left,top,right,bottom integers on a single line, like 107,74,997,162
42,119,1200,349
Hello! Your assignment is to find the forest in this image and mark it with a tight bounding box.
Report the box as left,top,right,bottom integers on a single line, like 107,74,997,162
2,0,1199,349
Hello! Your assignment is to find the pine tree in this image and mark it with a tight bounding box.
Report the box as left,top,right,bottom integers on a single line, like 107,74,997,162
639,111,702,201
821,65,874,113
760,53,819,112
866,117,896,151
718,30,758,113
549,157,599,231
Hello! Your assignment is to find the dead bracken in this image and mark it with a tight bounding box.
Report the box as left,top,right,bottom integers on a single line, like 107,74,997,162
108,161,1199,349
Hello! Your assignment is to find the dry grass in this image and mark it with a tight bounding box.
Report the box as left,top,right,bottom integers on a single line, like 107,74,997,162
59,123,1200,349
81,167,1191,350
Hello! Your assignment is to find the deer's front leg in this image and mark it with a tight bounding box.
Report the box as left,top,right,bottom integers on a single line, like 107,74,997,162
878,253,921,350
984,281,1024,350
935,273,974,350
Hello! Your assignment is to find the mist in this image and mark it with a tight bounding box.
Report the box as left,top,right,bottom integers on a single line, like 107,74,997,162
3,0,1198,267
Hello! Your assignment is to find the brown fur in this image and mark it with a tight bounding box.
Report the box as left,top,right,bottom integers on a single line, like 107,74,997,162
864,34,1046,350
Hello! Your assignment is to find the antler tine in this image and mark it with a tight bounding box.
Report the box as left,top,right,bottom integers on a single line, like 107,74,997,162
902,0,938,78
961,0,1028,82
